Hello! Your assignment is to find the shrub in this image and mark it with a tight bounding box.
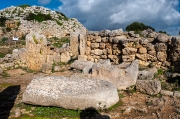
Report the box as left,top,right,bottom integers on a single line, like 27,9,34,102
126,22,155,32
0,17,7,27
6,27,11,32
18,4,31,9
25,13,52,22
0,37,8,45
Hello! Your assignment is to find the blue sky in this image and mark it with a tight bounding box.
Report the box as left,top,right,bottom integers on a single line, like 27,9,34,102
0,0,180,36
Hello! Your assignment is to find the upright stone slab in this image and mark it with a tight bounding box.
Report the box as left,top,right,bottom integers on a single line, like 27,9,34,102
26,32,47,71
23,76,119,110
70,32,79,57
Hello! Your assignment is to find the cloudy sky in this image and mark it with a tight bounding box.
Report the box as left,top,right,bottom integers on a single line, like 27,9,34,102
0,0,180,35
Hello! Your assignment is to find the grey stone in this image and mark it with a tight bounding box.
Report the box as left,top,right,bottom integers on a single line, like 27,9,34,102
138,67,157,80
42,63,52,74
155,43,167,51
174,91,180,97
92,60,139,90
136,80,161,95
156,33,169,43
23,76,119,110
71,60,94,74
160,90,173,96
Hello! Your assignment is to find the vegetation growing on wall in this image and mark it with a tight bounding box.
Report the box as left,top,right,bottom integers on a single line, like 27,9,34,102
126,22,155,32
18,4,31,9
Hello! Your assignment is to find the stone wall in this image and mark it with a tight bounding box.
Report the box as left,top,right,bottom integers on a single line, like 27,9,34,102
80,29,180,69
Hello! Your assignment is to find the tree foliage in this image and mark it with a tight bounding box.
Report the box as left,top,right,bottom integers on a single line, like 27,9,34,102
18,4,31,9
126,22,155,32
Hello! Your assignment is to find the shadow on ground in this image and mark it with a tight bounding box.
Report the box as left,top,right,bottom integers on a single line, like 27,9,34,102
80,107,110,119
0,85,20,119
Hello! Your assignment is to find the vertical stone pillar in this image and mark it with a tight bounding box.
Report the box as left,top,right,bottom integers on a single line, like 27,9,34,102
70,32,79,57
25,32,47,71
78,33,87,61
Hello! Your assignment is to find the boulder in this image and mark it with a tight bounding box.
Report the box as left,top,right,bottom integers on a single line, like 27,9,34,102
42,63,52,74
156,33,169,43
92,60,139,90
71,60,94,74
138,67,157,80
136,80,161,95
23,76,119,110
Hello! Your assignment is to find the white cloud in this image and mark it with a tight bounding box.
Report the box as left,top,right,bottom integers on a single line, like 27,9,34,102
38,0,51,5
59,0,180,35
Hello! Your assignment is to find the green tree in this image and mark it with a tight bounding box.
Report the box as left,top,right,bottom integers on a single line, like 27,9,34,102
126,22,155,32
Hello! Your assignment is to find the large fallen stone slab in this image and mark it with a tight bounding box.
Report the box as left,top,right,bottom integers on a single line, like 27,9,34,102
92,60,139,90
23,76,119,110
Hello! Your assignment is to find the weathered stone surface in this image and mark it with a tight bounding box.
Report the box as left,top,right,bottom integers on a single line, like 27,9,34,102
174,91,180,97
42,63,52,74
161,90,173,96
26,32,47,71
61,51,71,63
79,34,86,55
71,60,94,73
122,55,135,62
155,43,167,51
92,60,139,90
138,67,157,80
70,32,79,56
122,48,137,55
138,47,147,54
0,67,3,74
157,52,167,62
23,76,119,110
136,80,161,95
0,63,14,70
136,54,147,61
156,33,169,43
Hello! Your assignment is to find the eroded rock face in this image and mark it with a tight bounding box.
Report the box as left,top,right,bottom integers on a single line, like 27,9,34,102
25,32,47,71
136,80,161,95
23,76,119,110
92,60,139,90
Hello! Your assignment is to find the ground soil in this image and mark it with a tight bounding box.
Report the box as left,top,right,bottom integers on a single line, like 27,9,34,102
0,68,180,119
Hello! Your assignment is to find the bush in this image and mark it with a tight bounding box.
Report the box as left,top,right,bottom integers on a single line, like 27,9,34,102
0,37,8,45
6,27,11,32
126,22,155,32
0,17,7,27
25,13,52,22
18,4,31,9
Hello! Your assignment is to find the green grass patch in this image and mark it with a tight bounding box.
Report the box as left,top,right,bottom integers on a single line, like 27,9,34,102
52,37,70,48
2,71,10,78
19,104,80,118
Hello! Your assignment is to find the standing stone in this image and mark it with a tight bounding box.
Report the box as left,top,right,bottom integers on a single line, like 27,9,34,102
25,32,47,71
70,32,79,57
23,76,119,110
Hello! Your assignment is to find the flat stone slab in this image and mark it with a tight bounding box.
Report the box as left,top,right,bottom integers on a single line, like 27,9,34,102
23,76,119,110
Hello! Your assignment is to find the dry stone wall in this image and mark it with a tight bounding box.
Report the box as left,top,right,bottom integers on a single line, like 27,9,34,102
80,29,179,69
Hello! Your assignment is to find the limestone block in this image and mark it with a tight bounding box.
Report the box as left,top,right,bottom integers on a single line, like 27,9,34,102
112,44,121,50
113,50,121,55
101,37,108,43
85,47,91,55
79,34,86,55
99,43,106,49
146,43,155,51
42,63,52,74
102,49,108,55
70,32,79,56
101,55,108,59
53,52,61,63
138,60,149,67
105,43,112,49
61,51,71,63
136,80,161,95
107,49,113,55
78,55,87,61
122,47,137,55
94,49,103,55
94,36,101,42
157,52,167,62
122,55,135,62
155,43,167,51
86,41,91,47
91,43,99,49
147,54,157,62
148,50,156,56
23,76,119,110
156,33,169,43
138,47,147,54
136,54,147,61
